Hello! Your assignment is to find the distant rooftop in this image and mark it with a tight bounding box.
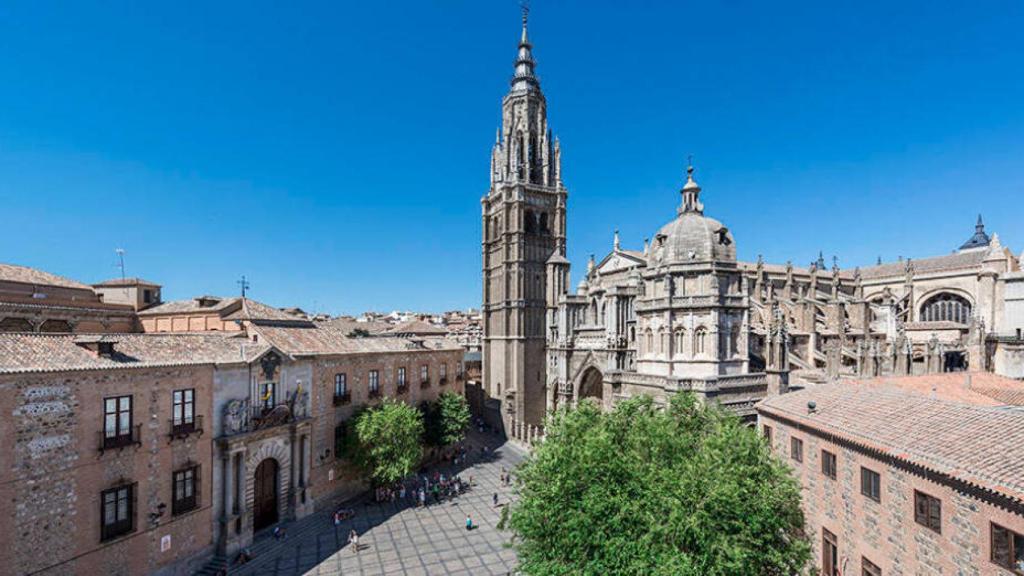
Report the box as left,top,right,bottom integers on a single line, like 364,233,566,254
0,263,92,290
92,277,161,287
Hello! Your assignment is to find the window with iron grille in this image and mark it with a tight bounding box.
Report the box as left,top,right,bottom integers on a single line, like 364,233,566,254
790,437,803,463
991,523,1024,573
397,367,407,387
172,389,195,431
100,483,136,541
172,466,199,515
334,373,347,397
914,490,941,534
104,395,133,447
821,450,837,480
860,467,881,502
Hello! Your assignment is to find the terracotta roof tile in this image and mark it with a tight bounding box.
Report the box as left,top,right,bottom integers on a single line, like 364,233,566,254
0,263,92,290
253,325,460,356
0,332,269,374
758,374,1024,503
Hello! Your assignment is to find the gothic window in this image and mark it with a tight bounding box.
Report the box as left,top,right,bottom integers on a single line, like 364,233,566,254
730,326,741,357
920,293,972,324
525,210,536,234
659,329,667,354
675,329,686,356
693,328,707,356
539,212,549,234
645,329,654,355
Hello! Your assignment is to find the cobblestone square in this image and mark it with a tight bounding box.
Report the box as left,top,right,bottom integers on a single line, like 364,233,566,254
229,432,523,576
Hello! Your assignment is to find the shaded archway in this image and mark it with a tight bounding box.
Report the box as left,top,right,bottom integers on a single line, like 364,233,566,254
253,458,279,531
578,367,603,403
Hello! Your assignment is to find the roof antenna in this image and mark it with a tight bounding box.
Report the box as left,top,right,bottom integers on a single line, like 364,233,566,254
115,248,128,298
237,275,250,298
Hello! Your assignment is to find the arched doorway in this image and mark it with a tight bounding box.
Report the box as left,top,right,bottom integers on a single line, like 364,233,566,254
253,459,279,531
578,367,603,404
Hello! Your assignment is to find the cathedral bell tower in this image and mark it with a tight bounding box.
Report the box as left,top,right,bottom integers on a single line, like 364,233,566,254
482,6,567,428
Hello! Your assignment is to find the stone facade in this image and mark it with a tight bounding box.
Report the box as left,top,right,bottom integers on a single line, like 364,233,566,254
0,364,214,576
479,11,1024,431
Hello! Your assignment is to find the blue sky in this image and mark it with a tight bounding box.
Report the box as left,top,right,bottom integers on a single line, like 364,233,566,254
1,1,1022,315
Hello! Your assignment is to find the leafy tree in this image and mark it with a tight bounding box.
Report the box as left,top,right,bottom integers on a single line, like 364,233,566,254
352,399,424,485
504,393,810,576
435,391,471,446
421,392,472,447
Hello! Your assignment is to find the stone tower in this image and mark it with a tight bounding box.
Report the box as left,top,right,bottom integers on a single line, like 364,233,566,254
482,7,567,427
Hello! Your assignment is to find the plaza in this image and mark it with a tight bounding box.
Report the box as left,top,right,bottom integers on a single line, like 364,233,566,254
227,431,522,576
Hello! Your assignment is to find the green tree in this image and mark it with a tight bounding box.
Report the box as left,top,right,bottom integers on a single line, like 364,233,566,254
504,393,810,576
421,392,472,447
352,399,424,485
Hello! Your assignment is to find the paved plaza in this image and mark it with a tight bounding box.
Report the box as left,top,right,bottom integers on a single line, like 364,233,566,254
228,431,524,576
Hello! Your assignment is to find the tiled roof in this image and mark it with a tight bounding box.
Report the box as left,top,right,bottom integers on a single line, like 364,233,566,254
92,277,161,287
222,298,312,324
758,374,1024,504
253,325,461,356
316,317,392,336
383,319,448,336
0,263,92,290
137,296,239,316
0,332,269,374
858,250,987,280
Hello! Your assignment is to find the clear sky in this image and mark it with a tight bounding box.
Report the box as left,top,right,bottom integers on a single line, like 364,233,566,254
1,1,1022,315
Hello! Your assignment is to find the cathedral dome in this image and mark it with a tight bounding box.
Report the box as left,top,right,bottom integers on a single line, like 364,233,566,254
648,164,736,265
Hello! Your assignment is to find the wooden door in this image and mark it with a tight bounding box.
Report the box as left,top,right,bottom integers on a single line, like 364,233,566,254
253,459,279,531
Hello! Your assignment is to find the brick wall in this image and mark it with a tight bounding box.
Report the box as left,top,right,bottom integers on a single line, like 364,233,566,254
307,347,466,504
759,412,1024,576
0,366,214,575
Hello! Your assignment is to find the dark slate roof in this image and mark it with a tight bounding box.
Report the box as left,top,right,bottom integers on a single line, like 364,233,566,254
758,375,1024,504
960,215,991,250
0,332,269,374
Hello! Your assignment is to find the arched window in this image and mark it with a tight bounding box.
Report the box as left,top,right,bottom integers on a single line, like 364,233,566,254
920,293,972,324
730,326,741,357
645,329,654,354
659,329,667,354
693,328,707,356
675,329,686,356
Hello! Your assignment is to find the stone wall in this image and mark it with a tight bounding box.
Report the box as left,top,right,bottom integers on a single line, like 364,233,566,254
759,412,1024,575
0,366,214,576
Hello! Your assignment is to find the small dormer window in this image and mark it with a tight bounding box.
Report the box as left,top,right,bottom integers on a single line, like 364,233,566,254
97,342,115,357
143,289,152,303
717,228,732,246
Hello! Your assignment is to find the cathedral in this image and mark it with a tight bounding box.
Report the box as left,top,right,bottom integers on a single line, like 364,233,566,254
481,10,1024,431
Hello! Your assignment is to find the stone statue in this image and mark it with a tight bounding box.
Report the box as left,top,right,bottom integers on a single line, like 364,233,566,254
224,398,251,435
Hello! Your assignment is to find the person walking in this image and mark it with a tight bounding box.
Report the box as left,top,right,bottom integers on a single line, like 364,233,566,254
348,529,359,554
465,514,473,531
493,492,499,507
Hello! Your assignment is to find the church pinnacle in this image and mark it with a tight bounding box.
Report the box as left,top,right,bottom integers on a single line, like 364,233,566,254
680,160,703,215
511,1,539,93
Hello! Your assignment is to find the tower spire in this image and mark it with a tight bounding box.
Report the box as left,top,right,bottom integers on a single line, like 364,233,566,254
511,1,539,92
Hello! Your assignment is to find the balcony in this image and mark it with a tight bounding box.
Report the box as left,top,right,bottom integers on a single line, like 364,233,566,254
98,424,142,454
368,389,382,399
397,383,409,394
439,376,449,386
168,415,204,442
333,392,351,406
420,379,431,389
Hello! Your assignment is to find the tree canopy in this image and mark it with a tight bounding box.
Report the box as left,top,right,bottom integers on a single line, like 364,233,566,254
504,394,810,576
352,399,424,485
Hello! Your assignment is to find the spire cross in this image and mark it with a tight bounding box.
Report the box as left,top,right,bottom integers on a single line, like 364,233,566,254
237,275,250,298
520,0,530,26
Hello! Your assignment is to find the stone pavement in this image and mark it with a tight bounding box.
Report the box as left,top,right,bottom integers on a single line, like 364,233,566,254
227,431,524,576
